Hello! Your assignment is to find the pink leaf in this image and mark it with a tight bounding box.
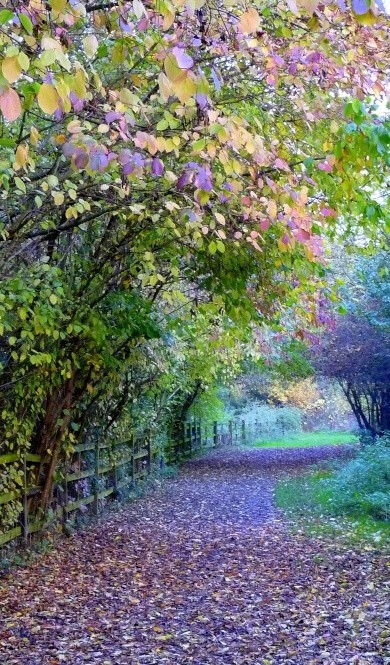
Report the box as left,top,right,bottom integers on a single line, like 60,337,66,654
274,158,290,171
0,87,22,122
259,219,270,231
318,162,332,172
172,47,193,70
266,73,276,86
321,207,337,217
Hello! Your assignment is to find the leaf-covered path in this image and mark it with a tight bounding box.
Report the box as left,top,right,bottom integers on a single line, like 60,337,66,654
1,447,389,665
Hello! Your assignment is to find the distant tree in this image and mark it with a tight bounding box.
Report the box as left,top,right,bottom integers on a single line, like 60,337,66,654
314,315,390,435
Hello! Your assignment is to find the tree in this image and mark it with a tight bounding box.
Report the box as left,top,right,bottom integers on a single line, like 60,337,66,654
315,315,390,434
0,0,389,532
313,251,390,436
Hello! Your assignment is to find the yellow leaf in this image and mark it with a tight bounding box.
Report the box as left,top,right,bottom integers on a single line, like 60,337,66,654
164,54,182,82
18,52,30,72
15,144,29,169
119,88,133,105
97,124,109,133
83,34,98,58
41,35,63,52
163,10,175,30
354,10,376,25
172,73,196,103
30,126,40,145
267,199,277,219
72,70,87,98
240,8,260,34
37,83,60,114
52,191,64,205
158,72,173,100
2,56,22,83
50,0,67,10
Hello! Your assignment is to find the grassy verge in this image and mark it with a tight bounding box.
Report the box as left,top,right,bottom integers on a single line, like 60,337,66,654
275,468,390,547
252,430,358,449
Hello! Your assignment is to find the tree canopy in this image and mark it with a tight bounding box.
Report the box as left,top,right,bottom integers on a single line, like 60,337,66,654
0,0,389,533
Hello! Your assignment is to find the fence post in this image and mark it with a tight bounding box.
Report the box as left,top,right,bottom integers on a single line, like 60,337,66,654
22,454,28,544
112,443,118,495
63,465,68,525
132,433,136,485
191,421,196,455
93,438,100,515
185,422,191,457
146,430,151,474
213,421,218,447
197,420,202,450
229,420,233,446
242,420,246,445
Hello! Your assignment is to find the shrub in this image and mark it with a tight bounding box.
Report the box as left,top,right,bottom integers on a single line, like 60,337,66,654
325,443,390,521
238,403,302,441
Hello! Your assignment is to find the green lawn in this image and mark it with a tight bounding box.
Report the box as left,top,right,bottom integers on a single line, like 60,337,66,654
251,431,358,449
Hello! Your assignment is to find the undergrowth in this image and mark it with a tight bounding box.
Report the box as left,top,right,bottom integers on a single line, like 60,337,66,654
276,442,390,547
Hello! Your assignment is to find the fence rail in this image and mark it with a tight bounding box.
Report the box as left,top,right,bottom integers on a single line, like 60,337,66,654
0,416,263,550
178,418,263,458
0,434,151,548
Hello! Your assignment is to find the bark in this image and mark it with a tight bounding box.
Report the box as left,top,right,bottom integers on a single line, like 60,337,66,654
34,376,75,510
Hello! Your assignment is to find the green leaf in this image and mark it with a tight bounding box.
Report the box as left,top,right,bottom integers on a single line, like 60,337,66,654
192,138,206,152
97,44,108,58
18,13,33,34
0,9,13,25
156,118,169,130
14,177,26,193
0,138,15,148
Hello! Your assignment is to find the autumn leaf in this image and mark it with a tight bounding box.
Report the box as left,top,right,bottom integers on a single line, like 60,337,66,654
37,83,60,114
0,87,22,121
240,8,261,34
2,56,22,83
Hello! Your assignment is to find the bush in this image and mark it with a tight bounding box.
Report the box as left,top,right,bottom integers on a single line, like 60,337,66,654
238,403,302,441
325,443,390,521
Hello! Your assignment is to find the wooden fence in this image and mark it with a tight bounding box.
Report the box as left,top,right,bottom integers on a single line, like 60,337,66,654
0,417,262,550
180,418,262,457
0,434,151,548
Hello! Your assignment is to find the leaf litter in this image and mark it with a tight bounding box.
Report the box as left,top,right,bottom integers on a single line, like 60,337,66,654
0,446,388,665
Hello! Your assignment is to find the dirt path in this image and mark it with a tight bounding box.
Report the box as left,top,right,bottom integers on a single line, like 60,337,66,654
0,447,388,665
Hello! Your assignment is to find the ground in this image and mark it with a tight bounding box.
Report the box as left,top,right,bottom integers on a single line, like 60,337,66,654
0,446,389,665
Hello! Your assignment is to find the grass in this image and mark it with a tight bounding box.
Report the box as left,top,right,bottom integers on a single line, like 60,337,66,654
275,468,390,547
251,430,358,449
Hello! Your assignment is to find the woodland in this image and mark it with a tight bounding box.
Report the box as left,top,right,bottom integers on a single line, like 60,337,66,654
0,0,389,662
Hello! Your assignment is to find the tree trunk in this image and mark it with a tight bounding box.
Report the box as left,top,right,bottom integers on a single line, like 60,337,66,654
34,376,75,510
